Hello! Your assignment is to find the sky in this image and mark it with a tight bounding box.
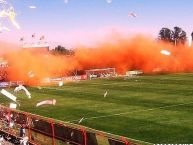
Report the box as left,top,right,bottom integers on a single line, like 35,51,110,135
0,0,193,48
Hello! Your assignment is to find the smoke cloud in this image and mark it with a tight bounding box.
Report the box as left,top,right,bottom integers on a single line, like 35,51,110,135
0,35,193,85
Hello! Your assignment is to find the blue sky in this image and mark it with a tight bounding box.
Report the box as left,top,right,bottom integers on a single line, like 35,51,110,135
0,0,193,48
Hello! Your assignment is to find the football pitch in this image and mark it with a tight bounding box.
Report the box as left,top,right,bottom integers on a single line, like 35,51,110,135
1,73,193,144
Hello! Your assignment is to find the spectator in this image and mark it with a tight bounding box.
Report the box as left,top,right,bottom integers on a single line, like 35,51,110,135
19,125,25,137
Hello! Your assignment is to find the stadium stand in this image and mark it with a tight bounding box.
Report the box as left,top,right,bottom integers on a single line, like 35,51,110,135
0,105,139,145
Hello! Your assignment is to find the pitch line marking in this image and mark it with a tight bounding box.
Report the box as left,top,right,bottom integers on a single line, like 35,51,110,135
69,101,193,122
42,87,193,121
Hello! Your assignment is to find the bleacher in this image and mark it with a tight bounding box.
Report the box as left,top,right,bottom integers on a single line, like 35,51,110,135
0,105,140,145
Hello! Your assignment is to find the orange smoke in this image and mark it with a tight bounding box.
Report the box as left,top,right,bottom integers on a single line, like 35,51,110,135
1,35,193,85
4,49,76,85
74,36,192,73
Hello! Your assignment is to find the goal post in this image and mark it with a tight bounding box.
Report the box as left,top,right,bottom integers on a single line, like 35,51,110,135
85,68,116,79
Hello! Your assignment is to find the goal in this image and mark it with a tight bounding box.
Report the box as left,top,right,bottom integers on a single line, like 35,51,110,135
85,68,116,79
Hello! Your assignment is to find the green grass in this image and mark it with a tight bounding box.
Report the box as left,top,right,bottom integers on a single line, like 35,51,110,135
1,73,193,143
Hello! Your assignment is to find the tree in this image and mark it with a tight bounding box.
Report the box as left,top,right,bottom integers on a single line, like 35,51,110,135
158,26,187,46
173,27,187,45
51,45,74,55
158,27,174,43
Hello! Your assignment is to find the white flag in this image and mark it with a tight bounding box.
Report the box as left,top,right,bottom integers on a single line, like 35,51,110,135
58,81,63,87
9,103,17,109
14,85,31,99
104,91,108,98
1,89,17,102
78,117,84,124
36,99,56,107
